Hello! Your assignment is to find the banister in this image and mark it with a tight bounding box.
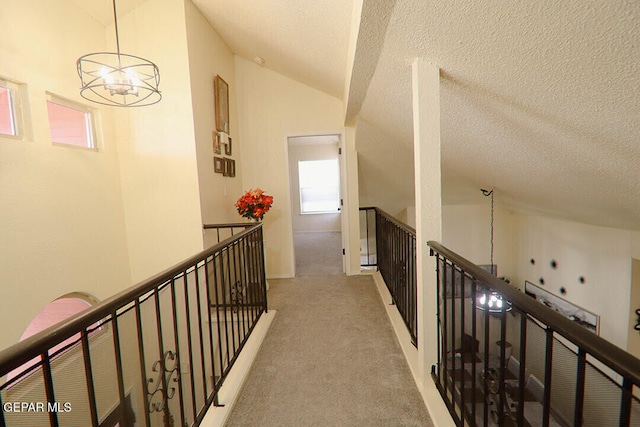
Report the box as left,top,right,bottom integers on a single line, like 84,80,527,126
203,222,254,229
427,240,640,387
360,206,416,235
0,223,263,377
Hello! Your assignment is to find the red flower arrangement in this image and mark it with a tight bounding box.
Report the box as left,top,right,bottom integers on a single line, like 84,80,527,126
235,188,274,221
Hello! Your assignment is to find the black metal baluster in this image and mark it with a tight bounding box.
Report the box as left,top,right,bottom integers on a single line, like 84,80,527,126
259,227,268,312
135,299,152,427
153,288,171,426
470,277,477,427
574,348,586,427
42,351,60,427
516,311,527,427
203,256,217,403
211,253,226,406
194,262,209,405
434,250,442,374
542,327,554,427
234,241,247,342
250,231,259,322
498,299,507,427
450,263,458,421
110,312,129,427
225,246,237,361
231,242,242,356
442,258,449,394
168,279,187,425
81,329,99,427
241,236,254,329
411,236,417,346
460,271,466,427
182,272,198,421
364,209,370,264
483,286,490,427
620,377,633,427
245,233,255,326
219,249,232,374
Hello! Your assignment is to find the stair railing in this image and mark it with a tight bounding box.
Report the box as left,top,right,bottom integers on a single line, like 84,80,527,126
429,241,640,427
0,222,267,427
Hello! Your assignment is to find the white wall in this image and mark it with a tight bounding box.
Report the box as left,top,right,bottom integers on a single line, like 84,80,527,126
287,140,341,232
512,212,632,350
356,118,415,218
185,0,245,246
443,204,636,351
442,204,515,281
114,0,204,283
234,57,346,278
0,0,131,350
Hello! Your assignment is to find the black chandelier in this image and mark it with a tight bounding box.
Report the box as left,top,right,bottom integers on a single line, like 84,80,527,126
77,0,161,107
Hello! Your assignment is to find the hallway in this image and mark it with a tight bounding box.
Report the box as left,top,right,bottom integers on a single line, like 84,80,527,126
294,231,343,276
224,274,433,426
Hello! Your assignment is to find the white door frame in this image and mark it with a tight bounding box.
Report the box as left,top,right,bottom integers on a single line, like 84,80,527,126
283,130,351,276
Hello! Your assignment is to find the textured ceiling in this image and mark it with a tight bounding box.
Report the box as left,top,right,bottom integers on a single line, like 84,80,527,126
191,0,354,99
357,0,640,230
74,0,640,231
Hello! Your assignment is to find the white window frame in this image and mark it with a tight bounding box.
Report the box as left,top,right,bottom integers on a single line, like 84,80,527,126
46,92,97,150
0,78,26,141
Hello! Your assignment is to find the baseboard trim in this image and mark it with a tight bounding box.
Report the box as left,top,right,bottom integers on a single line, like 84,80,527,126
371,272,419,381
371,271,455,427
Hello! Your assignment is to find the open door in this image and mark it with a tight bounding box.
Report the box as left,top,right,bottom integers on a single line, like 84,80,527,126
287,134,345,275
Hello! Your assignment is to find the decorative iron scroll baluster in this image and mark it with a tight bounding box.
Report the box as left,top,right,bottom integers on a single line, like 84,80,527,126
231,280,246,309
148,350,180,426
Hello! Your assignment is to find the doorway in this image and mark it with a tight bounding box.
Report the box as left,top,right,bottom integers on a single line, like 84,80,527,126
287,134,344,276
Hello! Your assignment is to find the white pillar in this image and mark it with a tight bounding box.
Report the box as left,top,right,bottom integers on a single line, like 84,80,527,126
413,58,452,426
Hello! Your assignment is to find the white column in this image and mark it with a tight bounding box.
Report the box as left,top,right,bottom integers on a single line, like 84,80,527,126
412,58,452,426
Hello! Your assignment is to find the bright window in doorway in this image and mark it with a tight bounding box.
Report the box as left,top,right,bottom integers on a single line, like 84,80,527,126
298,159,340,213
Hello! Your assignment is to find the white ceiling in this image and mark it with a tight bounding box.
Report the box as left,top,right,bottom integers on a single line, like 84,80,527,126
190,0,354,99
356,0,640,230
69,0,150,26
75,0,640,231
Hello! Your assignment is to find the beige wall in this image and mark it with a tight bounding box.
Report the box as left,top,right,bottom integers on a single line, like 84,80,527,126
0,0,131,350
234,56,346,278
185,0,245,246
114,0,204,283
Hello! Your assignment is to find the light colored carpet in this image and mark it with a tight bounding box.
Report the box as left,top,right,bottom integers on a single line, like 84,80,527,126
224,275,433,426
294,231,343,276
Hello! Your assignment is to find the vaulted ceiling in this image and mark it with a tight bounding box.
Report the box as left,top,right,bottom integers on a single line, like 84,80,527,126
78,0,640,231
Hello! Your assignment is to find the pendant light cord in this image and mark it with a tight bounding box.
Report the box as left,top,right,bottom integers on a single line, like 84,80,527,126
112,0,122,64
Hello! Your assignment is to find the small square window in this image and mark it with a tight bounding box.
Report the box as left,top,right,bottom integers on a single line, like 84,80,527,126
46,94,95,149
0,85,16,136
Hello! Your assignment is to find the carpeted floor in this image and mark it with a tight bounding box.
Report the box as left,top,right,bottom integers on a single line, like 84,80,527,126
294,231,343,276
224,274,433,426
